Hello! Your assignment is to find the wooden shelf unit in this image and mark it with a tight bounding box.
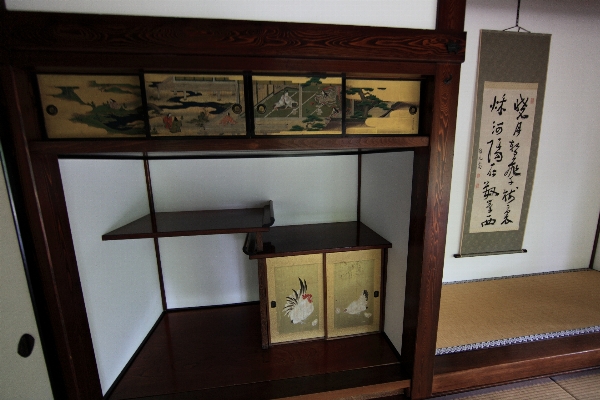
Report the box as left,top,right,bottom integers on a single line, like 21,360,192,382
103,201,274,241
0,4,468,400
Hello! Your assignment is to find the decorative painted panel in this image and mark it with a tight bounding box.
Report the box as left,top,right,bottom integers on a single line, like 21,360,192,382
37,74,146,138
253,76,342,135
144,74,246,136
326,249,382,338
267,254,325,344
345,79,420,134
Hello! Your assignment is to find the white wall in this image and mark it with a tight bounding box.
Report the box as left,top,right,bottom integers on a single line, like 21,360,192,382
149,156,358,309
59,160,163,394
443,0,600,282
360,152,414,353
5,0,437,30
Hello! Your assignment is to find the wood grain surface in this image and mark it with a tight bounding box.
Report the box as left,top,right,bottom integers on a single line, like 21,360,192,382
108,304,405,399
2,12,465,64
433,332,600,395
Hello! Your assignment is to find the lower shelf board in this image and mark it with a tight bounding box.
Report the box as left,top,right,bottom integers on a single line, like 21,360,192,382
107,303,408,400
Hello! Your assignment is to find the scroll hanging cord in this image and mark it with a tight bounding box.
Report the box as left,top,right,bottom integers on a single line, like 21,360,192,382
503,0,531,33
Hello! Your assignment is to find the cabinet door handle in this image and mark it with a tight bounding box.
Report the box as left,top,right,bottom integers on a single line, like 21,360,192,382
17,334,35,358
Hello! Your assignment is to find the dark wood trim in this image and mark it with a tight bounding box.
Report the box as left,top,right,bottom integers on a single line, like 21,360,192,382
125,367,409,400
29,154,103,399
143,157,167,310
28,136,430,155
433,332,600,395
436,0,467,32
0,66,68,399
401,63,461,400
9,51,439,78
1,65,102,399
2,11,465,64
357,153,362,223
380,248,388,332
589,211,600,269
322,253,329,339
258,259,270,349
102,206,274,241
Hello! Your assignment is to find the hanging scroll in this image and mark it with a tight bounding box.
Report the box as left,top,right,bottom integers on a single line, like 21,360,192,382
459,30,551,257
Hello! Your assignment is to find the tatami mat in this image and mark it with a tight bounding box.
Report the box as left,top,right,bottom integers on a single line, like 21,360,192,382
432,368,600,399
552,368,600,400
436,269,600,353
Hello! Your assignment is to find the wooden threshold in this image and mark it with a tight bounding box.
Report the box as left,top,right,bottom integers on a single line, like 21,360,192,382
107,303,408,400
432,332,600,395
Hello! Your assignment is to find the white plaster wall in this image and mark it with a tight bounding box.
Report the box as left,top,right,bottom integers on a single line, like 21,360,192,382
59,159,163,394
360,152,414,353
5,0,437,30
443,0,600,282
0,162,53,399
149,156,358,309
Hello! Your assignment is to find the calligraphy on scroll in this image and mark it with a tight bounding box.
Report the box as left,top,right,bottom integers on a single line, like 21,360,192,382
469,82,538,233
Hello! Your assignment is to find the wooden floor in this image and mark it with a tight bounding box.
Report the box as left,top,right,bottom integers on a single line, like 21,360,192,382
107,303,408,399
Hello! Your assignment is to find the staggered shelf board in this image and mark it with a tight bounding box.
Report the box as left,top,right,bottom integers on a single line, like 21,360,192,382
102,201,274,241
244,221,392,258
107,303,409,400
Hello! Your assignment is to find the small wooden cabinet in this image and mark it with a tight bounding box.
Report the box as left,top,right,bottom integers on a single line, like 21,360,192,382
246,222,390,347
263,248,385,345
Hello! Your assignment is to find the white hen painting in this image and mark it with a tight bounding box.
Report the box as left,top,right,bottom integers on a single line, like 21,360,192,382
327,249,382,338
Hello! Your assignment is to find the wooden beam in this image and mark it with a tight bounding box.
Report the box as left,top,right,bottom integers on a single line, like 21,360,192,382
437,0,467,32
1,11,465,65
1,66,102,399
401,62,461,400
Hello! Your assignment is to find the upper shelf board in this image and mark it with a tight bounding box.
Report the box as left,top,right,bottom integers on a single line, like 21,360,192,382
246,221,391,258
102,201,274,241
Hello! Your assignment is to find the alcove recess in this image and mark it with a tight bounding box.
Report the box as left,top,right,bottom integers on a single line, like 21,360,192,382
0,4,470,400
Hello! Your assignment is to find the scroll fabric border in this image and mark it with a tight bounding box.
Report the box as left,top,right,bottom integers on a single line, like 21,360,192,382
459,30,551,256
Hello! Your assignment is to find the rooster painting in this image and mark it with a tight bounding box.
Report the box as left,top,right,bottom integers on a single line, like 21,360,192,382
344,290,369,315
283,278,314,324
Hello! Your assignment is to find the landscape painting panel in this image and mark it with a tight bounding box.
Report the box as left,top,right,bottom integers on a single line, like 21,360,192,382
346,79,420,134
37,74,146,138
253,76,342,135
145,74,246,136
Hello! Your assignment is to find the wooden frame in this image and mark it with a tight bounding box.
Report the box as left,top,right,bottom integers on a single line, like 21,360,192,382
0,2,470,399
